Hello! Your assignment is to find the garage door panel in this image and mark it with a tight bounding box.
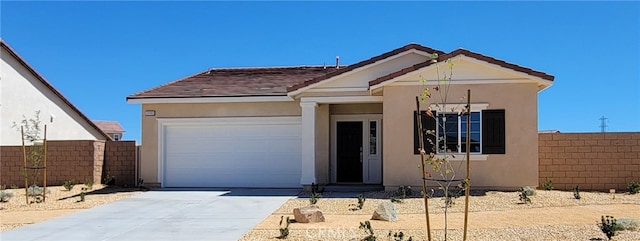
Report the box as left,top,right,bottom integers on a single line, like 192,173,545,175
162,117,302,188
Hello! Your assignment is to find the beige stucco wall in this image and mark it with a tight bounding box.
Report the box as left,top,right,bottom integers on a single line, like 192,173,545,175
330,103,383,115
382,83,539,190
140,101,304,185
0,47,105,145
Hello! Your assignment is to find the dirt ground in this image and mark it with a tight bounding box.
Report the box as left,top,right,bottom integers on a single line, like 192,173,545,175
0,185,141,232
240,190,640,241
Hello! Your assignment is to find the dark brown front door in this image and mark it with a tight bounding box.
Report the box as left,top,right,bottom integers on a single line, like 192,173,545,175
336,121,363,182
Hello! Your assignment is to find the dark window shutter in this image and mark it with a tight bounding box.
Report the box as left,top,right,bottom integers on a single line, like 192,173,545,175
414,111,436,154
482,109,505,154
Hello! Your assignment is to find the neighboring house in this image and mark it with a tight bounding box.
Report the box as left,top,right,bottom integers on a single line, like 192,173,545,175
0,40,110,145
127,43,554,189
93,120,125,141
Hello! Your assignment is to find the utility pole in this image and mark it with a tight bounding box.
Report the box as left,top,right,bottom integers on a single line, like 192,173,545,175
599,116,608,132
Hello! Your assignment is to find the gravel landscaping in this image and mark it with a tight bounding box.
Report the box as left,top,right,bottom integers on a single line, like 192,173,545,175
240,189,640,241
0,184,141,232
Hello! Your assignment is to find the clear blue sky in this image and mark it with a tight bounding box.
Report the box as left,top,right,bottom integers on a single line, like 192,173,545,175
2,1,639,143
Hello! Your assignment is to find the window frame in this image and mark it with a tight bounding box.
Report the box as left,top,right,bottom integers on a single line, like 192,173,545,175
435,111,481,154
414,103,490,161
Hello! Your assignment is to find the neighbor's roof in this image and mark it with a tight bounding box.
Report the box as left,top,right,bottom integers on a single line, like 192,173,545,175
1,39,112,141
128,43,554,99
93,120,125,133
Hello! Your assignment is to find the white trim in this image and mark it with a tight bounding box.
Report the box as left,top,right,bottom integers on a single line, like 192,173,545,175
300,96,383,104
156,116,302,188
306,87,370,92
430,103,489,112
300,102,317,185
127,96,294,104
288,49,435,97
330,114,383,184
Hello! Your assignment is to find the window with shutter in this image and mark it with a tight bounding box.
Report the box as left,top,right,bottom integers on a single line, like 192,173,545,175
414,108,505,155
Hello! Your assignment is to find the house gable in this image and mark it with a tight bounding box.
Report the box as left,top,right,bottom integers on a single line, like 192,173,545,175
370,49,554,92
287,44,444,97
0,40,110,145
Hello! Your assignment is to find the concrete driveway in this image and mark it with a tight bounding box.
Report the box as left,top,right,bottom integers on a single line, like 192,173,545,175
1,189,299,241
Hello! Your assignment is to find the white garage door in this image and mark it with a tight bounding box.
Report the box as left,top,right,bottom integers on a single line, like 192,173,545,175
161,117,301,188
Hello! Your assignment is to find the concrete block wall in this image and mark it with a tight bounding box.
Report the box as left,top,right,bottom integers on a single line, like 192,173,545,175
539,132,640,191
0,140,104,187
103,141,136,187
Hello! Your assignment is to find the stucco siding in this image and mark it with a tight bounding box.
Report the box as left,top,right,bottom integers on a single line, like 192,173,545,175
0,48,104,145
382,83,539,190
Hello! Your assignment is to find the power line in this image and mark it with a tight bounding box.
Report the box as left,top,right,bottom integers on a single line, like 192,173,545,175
599,116,608,132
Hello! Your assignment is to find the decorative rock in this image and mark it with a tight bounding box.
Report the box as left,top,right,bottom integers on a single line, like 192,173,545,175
371,201,398,221
293,205,325,223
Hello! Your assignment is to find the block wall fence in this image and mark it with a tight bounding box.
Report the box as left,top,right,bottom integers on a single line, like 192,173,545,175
538,132,640,191
0,140,137,188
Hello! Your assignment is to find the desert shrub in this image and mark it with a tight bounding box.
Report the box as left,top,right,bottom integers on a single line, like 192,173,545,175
543,179,554,190
0,189,14,202
627,181,640,194
309,192,322,205
391,185,413,203
85,180,94,190
388,231,413,241
519,186,535,204
277,216,290,239
521,186,536,196
445,188,462,207
308,182,323,205
103,172,116,186
63,180,75,191
27,185,50,197
600,215,619,240
9,184,19,189
616,218,640,231
573,185,581,200
350,194,366,210
359,221,376,241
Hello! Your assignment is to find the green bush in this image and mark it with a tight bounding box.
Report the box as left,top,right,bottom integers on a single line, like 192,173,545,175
573,185,581,200
276,216,290,239
543,179,554,190
85,180,94,190
309,192,322,205
627,181,640,194
63,180,75,191
519,186,535,204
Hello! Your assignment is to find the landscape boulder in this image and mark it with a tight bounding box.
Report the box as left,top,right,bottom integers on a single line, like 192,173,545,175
371,201,398,221
293,205,325,223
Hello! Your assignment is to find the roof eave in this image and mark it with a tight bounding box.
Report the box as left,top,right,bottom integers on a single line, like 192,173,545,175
1,40,112,141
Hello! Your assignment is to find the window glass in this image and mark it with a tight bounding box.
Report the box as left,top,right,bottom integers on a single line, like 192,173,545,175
439,112,481,154
369,121,377,155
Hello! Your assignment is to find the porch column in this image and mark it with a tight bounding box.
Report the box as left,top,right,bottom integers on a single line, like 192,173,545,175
300,101,317,185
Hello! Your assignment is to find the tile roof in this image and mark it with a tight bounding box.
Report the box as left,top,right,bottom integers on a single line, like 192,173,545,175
128,44,553,100
128,66,341,99
369,48,555,86
92,120,125,133
1,40,112,141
